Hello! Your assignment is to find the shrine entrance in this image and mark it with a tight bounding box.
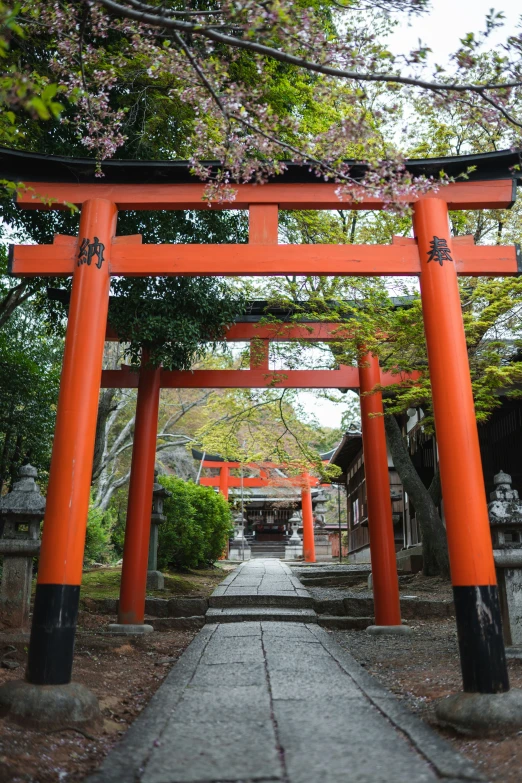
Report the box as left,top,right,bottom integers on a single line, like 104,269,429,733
249,508,293,543
192,449,329,558
1,145,521,714
100,315,397,572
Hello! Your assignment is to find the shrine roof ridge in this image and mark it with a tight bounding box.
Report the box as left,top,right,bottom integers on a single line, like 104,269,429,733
46,291,413,319
1,147,521,185
328,430,364,477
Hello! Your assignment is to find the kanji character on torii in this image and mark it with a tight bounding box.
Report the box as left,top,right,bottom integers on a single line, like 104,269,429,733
0,146,520,725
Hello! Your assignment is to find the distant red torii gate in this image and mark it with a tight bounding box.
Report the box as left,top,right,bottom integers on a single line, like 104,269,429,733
4,147,520,709
197,459,327,564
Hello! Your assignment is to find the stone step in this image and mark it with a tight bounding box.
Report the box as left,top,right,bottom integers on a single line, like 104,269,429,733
312,596,455,619
209,594,313,609
294,567,370,579
250,544,287,550
206,607,317,623
300,574,368,587
317,615,374,630
250,547,287,553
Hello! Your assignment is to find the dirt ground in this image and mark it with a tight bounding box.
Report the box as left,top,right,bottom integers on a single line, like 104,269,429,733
0,565,234,783
0,612,196,782
332,619,522,783
2,567,521,782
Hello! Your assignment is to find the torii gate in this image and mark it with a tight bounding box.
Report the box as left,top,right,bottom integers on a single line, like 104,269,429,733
100,318,414,633
2,146,521,716
196,457,324,561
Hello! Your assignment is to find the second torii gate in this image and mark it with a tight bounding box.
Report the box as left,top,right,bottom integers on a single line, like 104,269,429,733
100,319,410,633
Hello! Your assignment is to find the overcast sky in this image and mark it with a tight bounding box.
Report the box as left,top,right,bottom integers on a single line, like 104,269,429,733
299,1,521,430
389,0,520,63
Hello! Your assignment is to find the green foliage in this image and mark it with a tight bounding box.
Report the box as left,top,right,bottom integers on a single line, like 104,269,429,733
84,505,116,565
193,386,342,482
0,2,63,149
80,565,226,599
262,200,522,432
157,476,233,570
109,275,246,370
0,298,61,489
108,497,127,559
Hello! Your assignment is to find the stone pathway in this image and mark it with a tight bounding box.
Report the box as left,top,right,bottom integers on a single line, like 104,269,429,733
87,559,485,783
206,559,317,623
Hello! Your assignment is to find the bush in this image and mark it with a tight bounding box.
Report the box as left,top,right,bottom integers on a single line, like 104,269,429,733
84,506,116,565
157,477,233,570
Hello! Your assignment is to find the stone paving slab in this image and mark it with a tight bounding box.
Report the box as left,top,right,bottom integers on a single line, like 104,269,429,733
87,560,486,783
206,606,318,623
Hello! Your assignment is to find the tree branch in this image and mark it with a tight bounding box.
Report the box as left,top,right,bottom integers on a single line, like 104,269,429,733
96,0,522,94
0,281,33,330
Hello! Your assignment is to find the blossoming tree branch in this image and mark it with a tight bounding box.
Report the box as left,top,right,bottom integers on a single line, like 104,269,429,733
23,0,522,203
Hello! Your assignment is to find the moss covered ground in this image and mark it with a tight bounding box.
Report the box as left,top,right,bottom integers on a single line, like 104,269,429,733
80,564,230,600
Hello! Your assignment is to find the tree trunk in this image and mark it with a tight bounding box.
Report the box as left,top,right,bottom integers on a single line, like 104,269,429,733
7,431,24,488
92,388,119,483
384,414,450,578
0,282,32,331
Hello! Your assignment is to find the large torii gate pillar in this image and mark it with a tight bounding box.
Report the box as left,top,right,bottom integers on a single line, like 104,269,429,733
0,199,116,727
359,352,405,632
414,199,514,727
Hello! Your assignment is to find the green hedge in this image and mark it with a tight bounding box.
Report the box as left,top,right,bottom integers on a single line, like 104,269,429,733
157,477,233,570
84,505,116,565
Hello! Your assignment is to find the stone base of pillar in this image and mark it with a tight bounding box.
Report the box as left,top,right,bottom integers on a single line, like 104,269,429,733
147,570,165,590
506,647,522,660
229,539,251,561
366,624,412,636
313,533,332,561
0,680,101,731
107,623,154,635
284,544,303,560
435,689,522,736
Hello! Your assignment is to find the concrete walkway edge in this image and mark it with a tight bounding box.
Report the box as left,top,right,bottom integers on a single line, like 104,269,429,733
86,625,218,783
307,625,484,782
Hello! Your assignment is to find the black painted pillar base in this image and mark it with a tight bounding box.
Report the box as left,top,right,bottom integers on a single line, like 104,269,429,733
26,584,80,685
453,585,510,694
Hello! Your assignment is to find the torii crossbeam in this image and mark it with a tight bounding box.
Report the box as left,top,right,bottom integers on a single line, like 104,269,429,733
101,322,414,389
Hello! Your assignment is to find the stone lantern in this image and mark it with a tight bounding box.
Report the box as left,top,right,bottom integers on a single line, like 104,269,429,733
0,465,45,629
229,511,251,561
312,490,332,561
313,491,328,528
284,509,303,560
488,470,522,650
147,470,171,591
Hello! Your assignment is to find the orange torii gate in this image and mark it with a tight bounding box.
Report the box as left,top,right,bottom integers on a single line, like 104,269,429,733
197,458,325,564
100,318,410,631
1,146,521,723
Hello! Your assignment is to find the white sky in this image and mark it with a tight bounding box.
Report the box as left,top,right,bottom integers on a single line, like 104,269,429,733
297,0,521,430
389,0,520,63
